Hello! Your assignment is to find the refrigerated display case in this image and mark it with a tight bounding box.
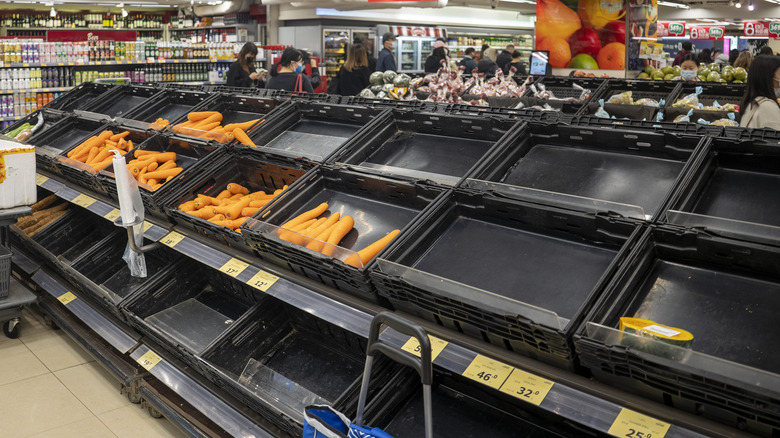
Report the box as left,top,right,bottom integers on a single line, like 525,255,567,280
396,37,436,73
322,28,377,89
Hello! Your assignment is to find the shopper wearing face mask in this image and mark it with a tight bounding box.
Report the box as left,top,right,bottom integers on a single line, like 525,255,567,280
266,47,314,93
675,54,700,81
227,42,264,87
739,55,780,130
376,32,397,72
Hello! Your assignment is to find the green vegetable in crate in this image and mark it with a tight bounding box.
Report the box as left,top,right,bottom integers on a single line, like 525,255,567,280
382,83,395,94
383,70,397,84
370,85,383,94
733,67,748,81
7,122,34,139
369,71,385,86
393,74,411,88
619,317,694,347
359,89,376,99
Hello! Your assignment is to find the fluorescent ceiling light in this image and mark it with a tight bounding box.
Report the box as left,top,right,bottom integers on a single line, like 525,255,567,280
501,0,536,3
658,1,690,8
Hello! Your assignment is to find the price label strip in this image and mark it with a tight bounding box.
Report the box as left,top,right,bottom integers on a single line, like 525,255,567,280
246,270,278,292
401,335,449,362
35,173,49,186
142,221,153,232
461,354,513,390
104,208,121,222
136,350,163,372
608,409,670,438
57,291,77,306
160,231,186,248
219,257,249,277
499,368,555,406
72,193,96,208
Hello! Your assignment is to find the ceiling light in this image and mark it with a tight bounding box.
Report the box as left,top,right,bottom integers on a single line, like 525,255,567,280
658,1,689,8
117,2,124,6
735,1,742,7
748,1,754,9
500,0,536,3
49,6,56,16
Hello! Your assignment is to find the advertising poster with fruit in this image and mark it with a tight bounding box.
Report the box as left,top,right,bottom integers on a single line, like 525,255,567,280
627,0,658,71
535,0,626,71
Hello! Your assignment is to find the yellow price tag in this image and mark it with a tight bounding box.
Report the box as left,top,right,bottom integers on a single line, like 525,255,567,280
58,62,64,66
401,335,448,362
35,173,49,185
142,221,153,232
95,61,102,65
174,59,179,63
57,291,77,305
72,193,96,208
41,63,47,67
42,88,49,92
219,258,249,277
500,368,555,406
104,209,121,222
136,350,162,371
608,409,670,438
160,231,186,248
22,63,29,67
462,355,513,389
246,270,278,292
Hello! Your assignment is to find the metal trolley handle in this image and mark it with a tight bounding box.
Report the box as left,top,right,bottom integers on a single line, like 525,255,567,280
355,311,434,438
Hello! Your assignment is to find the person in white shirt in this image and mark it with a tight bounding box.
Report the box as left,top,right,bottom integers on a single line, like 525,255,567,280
739,55,780,130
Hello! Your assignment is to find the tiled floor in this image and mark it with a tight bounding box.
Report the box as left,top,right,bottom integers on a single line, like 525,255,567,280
0,307,189,438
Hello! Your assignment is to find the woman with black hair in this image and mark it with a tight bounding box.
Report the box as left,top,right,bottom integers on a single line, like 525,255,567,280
266,47,314,93
226,42,263,87
424,46,448,73
739,55,780,130
298,49,322,90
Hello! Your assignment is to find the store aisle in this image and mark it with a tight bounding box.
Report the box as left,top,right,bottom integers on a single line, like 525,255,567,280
0,307,188,438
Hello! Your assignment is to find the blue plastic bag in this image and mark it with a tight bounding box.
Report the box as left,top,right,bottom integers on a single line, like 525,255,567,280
304,405,395,438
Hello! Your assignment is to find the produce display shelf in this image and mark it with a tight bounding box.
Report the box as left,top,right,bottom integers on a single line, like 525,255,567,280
0,86,74,95
26,268,275,438
24,169,748,438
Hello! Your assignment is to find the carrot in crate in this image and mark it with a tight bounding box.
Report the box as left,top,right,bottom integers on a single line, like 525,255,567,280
344,229,401,267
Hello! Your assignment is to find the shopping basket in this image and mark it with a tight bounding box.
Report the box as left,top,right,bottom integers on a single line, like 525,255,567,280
303,311,434,438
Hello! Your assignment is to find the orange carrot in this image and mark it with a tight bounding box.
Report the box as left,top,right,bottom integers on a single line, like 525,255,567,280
227,183,249,195
223,119,260,132
241,207,261,217
216,189,232,199
305,213,342,251
322,216,354,256
280,203,329,231
232,128,254,146
143,167,183,181
187,111,220,122
109,131,130,142
344,229,400,267
224,197,251,219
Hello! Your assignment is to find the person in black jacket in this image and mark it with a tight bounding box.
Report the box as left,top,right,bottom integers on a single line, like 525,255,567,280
266,47,314,93
354,38,377,72
338,43,371,96
458,48,478,73
495,44,514,75
505,50,527,76
478,47,498,77
226,42,262,87
424,47,448,73
299,49,321,90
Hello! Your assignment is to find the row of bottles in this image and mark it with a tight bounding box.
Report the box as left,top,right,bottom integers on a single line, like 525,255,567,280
0,91,63,119
0,67,74,90
131,63,230,83
1,13,163,29
171,28,241,44
157,42,210,60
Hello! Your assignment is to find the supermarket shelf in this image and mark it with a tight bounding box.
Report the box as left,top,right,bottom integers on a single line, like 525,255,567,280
165,81,227,85
2,26,160,31
0,115,22,122
0,59,221,69
170,24,251,31
0,87,73,96
30,169,750,438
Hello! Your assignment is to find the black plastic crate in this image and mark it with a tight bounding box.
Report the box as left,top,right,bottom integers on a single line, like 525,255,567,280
371,189,640,371
442,104,566,125
207,85,264,97
164,147,310,250
1,109,66,136
340,96,439,112
579,79,681,121
330,110,521,187
30,207,116,270
121,89,215,128
99,133,222,220
521,76,606,114
243,167,445,303
47,82,118,112
268,89,342,103
247,101,387,164
77,84,161,119
197,297,410,436
722,126,780,141
661,136,780,244
63,231,182,322
172,94,284,144
120,257,259,367
28,115,108,177
162,83,205,92
664,83,745,124
575,226,780,437
466,123,708,222
56,123,157,196
574,114,725,137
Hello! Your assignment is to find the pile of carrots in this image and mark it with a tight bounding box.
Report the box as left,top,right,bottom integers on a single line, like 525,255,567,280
177,182,288,232
151,118,170,129
16,195,69,237
65,130,134,172
172,111,260,146
125,149,184,191
278,202,400,268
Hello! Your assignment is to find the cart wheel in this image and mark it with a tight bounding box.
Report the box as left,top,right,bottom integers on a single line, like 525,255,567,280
3,320,20,339
147,405,163,419
43,315,60,330
122,385,142,404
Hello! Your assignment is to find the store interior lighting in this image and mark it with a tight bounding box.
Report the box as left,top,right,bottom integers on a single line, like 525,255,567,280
735,1,742,7
748,1,754,9
657,1,690,8
500,0,536,4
